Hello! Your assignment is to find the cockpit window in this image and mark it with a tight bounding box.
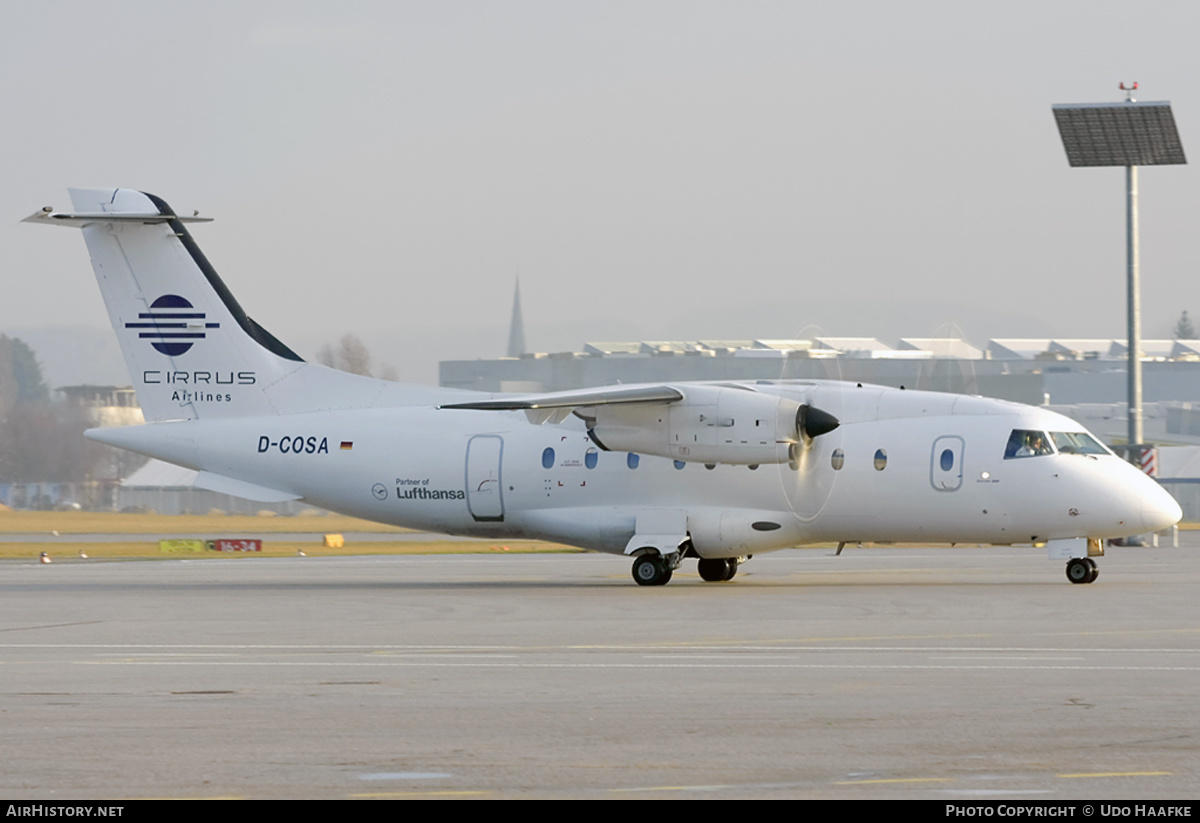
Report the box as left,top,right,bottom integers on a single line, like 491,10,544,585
1049,431,1110,456
1004,429,1054,459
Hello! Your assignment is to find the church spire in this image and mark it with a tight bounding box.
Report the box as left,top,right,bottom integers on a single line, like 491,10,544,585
506,277,526,357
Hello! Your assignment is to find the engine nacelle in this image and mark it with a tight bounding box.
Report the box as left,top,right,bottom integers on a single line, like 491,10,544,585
586,385,808,465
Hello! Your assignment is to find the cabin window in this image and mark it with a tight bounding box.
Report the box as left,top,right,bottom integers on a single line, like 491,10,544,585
940,448,954,472
627,453,639,469
542,447,555,469
1004,430,1054,459
873,449,887,471
831,448,845,471
585,448,598,469
674,460,686,470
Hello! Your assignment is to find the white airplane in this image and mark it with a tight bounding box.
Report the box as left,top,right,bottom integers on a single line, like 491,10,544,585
26,188,1182,586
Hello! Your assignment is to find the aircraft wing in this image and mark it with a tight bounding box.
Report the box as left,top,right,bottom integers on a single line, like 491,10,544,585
440,385,683,411
440,384,685,426
441,382,837,467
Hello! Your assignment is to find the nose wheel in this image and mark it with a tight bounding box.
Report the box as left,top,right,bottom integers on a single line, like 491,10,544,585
1066,557,1099,584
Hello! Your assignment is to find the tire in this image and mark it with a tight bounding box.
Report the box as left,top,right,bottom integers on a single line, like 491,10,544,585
633,554,668,586
723,558,739,581
697,558,731,582
1066,558,1094,584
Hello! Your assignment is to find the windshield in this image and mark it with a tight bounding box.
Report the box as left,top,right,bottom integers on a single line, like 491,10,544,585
1004,429,1053,459
1005,428,1112,459
1049,431,1111,456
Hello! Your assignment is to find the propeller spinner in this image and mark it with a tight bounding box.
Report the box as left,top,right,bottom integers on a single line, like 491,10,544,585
797,404,840,443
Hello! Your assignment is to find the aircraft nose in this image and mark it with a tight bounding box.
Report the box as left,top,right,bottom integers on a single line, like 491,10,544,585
1141,482,1182,533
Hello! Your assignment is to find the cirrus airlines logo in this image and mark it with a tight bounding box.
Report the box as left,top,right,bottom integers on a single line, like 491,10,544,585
124,295,219,356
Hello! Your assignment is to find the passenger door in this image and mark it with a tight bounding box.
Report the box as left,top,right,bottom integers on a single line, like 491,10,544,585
466,435,505,521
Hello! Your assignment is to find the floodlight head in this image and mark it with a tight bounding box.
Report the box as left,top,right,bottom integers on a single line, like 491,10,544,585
1052,101,1186,167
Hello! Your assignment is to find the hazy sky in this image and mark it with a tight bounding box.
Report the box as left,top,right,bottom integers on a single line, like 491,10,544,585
4,1,1199,386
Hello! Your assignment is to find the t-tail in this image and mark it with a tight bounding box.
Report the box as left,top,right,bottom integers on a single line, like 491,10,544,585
26,188,452,421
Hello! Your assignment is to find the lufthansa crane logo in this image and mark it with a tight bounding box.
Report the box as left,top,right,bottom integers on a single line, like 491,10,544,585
124,295,219,356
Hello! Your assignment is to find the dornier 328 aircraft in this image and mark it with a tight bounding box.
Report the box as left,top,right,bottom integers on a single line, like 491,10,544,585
26,189,1182,586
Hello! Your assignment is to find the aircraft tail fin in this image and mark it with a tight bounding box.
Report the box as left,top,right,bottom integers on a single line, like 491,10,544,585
27,188,442,421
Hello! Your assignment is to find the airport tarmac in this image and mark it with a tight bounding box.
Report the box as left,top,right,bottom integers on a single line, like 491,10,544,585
3,544,1199,800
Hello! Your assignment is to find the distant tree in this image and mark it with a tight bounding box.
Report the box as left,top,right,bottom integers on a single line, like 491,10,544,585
11,337,48,403
315,333,398,380
0,335,108,484
0,334,48,411
0,342,13,418
1174,310,1197,340
316,333,372,376
338,333,372,376
0,401,103,483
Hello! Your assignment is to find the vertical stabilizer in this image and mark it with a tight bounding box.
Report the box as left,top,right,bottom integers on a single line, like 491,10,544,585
28,188,466,420
54,188,304,421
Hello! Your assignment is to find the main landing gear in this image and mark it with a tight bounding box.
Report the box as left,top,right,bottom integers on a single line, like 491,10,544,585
632,553,676,586
696,557,740,582
1066,557,1099,584
631,552,745,586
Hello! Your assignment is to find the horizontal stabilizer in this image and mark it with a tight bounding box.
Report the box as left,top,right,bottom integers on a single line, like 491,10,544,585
23,208,212,227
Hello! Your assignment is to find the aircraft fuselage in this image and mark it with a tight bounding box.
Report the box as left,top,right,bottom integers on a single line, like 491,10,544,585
92,380,1175,559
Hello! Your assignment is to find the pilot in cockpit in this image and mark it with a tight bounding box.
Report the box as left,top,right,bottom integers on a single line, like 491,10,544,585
1014,431,1051,457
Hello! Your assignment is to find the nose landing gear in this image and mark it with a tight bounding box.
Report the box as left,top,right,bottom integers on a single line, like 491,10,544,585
1066,557,1099,584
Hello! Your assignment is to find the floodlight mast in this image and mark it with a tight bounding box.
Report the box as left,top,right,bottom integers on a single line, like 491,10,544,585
1122,82,1142,451
1127,159,1141,447
1052,84,1187,457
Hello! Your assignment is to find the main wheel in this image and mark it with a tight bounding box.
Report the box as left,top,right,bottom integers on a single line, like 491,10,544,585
1066,558,1095,584
697,557,733,582
724,558,740,581
632,554,670,586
